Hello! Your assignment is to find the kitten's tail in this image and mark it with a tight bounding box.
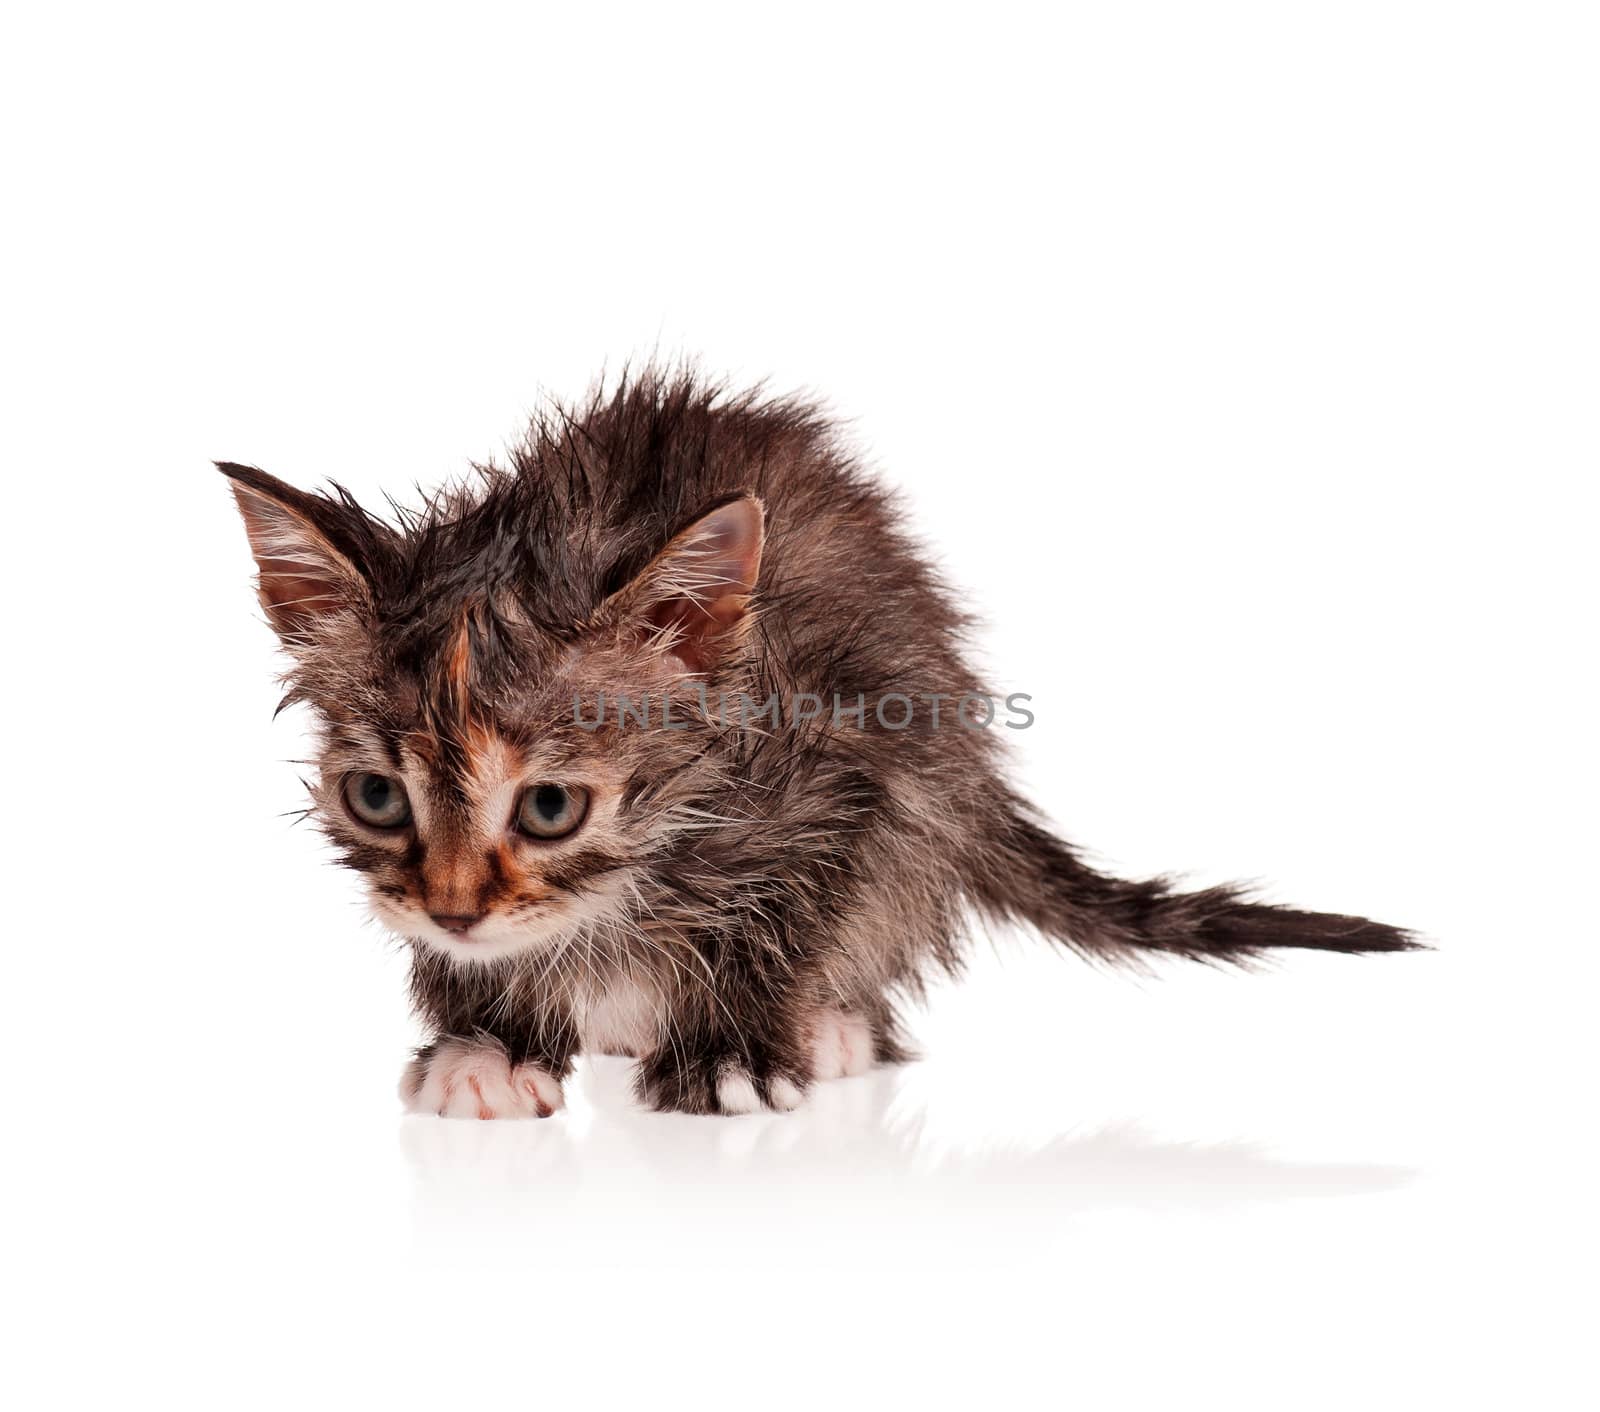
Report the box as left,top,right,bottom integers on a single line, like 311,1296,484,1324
968,808,1419,963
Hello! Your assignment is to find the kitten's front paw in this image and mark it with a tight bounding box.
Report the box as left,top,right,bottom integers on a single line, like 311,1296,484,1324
401,1038,564,1120
634,1050,807,1116
714,1064,806,1115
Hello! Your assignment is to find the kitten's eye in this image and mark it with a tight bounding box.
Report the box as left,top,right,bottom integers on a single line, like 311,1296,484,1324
343,773,412,829
514,784,590,840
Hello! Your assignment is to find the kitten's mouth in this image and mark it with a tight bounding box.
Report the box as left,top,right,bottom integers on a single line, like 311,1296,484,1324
370,886,621,968
371,901,561,966
414,923,543,964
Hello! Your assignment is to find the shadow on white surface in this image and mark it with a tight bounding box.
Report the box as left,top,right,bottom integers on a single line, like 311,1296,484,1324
399,1057,1413,1269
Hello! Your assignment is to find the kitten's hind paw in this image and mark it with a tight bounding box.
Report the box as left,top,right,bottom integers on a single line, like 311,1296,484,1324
810,1009,874,1081
401,1037,565,1120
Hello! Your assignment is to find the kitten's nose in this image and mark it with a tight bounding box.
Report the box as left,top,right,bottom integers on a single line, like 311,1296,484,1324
429,912,483,935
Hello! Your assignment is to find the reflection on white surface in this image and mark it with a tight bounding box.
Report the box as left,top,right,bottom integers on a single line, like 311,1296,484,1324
400,1057,1412,1269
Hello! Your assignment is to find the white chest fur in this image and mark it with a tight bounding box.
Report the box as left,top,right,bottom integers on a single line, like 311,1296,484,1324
578,978,661,1057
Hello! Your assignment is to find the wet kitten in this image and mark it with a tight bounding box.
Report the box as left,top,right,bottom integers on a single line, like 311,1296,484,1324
221,369,1414,1118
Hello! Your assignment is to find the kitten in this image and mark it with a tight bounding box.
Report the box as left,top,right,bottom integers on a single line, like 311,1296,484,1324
221,369,1415,1119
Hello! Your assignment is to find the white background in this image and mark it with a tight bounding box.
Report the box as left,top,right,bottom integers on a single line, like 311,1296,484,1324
3,4,1595,1408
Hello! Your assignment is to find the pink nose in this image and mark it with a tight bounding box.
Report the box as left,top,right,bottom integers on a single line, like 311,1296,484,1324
429,912,483,935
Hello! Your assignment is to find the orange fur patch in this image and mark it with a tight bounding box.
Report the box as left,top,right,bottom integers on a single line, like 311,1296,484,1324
447,615,473,698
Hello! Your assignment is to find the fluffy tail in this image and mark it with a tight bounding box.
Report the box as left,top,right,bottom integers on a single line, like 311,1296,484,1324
968,810,1418,963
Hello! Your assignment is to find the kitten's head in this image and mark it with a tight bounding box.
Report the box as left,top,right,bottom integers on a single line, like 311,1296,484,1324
221,461,762,966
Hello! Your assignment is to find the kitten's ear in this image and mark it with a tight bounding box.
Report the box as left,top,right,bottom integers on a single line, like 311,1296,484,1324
218,463,372,644
604,495,765,674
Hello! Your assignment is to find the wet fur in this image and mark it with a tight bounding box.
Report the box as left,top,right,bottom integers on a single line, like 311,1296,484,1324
221,368,1416,1117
